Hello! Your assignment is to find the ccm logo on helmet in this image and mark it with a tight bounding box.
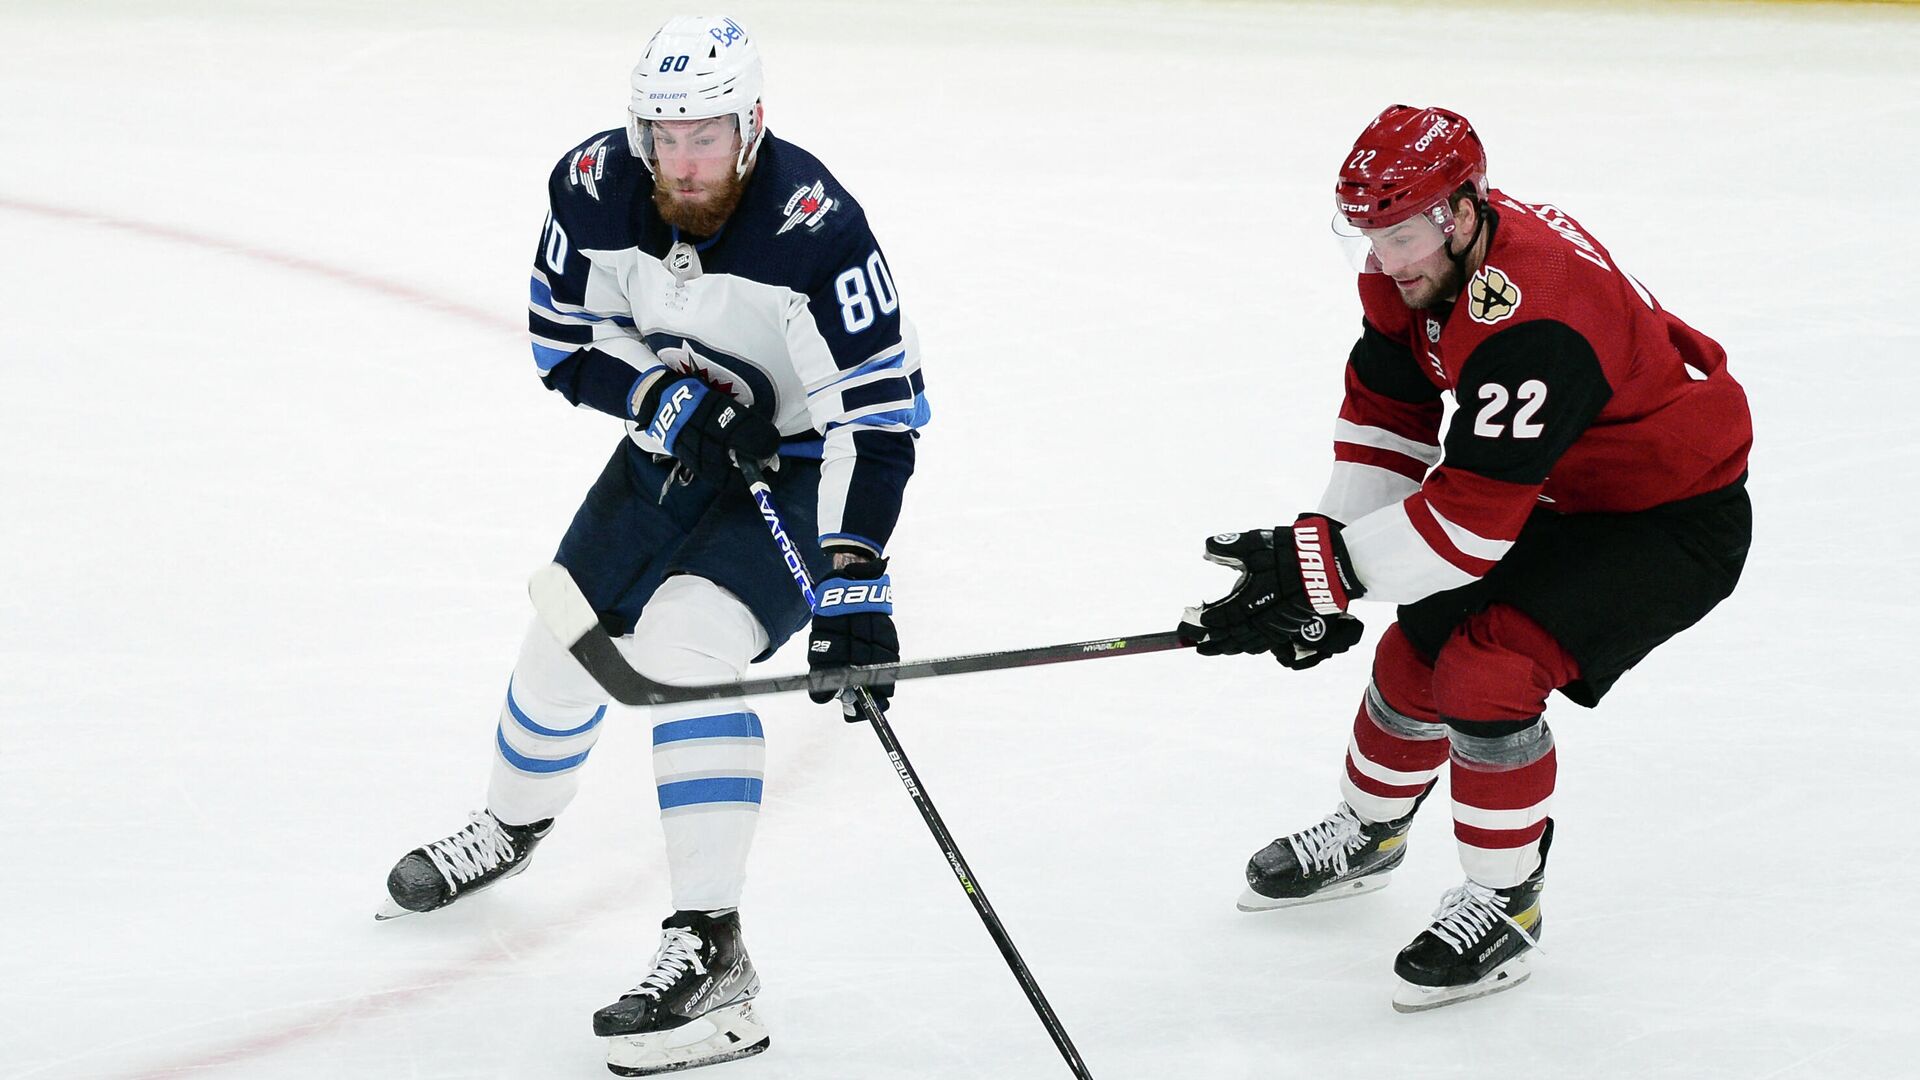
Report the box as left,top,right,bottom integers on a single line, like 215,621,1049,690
1414,117,1451,152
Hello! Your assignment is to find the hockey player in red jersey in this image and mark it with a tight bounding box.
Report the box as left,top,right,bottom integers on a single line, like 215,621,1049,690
1179,105,1751,1011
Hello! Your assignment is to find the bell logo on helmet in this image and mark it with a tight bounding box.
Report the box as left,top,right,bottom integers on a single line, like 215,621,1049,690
709,18,747,48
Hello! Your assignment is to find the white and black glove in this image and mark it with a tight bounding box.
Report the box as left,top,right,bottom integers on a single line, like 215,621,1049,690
808,557,898,718
632,370,781,482
1179,515,1366,669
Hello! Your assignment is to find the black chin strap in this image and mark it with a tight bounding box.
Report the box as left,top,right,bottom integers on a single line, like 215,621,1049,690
1446,200,1496,282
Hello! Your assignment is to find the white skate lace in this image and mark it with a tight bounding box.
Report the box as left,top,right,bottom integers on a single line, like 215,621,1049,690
1427,881,1544,956
1286,805,1369,875
423,811,517,886
627,928,708,999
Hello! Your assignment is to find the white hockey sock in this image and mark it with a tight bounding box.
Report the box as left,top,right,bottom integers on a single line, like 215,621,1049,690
486,616,612,827
630,576,771,913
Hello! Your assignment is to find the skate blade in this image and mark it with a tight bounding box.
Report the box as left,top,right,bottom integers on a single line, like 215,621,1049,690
606,1001,770,1077
1236,874,1389,912
1391,952,1533,1013
372,898,417,921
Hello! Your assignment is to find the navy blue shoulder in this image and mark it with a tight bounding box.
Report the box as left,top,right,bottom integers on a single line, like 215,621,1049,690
545,127,653,251
713,134,879,293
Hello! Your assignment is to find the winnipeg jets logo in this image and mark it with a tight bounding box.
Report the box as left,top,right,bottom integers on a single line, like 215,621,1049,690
568,136,611,201
1467,264,1522,325
655,341,753,406
777,181,837,235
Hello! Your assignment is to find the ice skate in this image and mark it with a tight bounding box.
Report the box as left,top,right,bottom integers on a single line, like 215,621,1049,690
1392,821,1551,1013
594,910,769,1076
1238,793,1426,912
376,810,552,920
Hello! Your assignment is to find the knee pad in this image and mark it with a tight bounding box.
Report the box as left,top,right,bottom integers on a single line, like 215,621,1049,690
623,575,771,685
513,614,613,711
1372,623,1439,725
1431,604,1579,725
1446,715,1555,767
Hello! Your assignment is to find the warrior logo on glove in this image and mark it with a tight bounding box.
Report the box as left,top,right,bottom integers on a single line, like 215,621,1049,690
1179,515,1367,670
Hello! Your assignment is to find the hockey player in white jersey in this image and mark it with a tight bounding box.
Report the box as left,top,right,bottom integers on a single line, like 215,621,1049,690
379,15,927,1075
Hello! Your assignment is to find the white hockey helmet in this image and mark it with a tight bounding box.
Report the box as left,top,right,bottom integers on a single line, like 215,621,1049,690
627,15,765,179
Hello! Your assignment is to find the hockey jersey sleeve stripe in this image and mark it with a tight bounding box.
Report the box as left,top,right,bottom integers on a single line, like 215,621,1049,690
841,375,915,413
1333,441,1432,484
1424,500,1514,564
529,273,635,327
1404,497,1502,578
1334,419,1442,468
531,314,594,347
824,401,929,432
805,346,907,396
1339,500,1481,604
532,342,577,373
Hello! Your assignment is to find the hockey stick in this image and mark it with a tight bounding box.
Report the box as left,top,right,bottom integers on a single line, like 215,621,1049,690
527,564,1187,706
734,457,1096,1080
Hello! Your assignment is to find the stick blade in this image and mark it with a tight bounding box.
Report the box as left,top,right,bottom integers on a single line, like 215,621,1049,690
529,562,600,648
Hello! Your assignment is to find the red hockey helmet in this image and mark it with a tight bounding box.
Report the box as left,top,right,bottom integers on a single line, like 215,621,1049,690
1332,105,1488,272
1335,105,1487,229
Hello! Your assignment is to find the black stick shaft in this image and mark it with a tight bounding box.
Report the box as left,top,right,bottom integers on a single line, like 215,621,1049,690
736,458,1094,1080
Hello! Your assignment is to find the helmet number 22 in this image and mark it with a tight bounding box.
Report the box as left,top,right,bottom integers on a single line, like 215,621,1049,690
834,250,899,334
1474,380,1547,439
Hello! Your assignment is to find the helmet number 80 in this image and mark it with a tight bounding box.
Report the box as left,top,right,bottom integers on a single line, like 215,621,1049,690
834,251,899,334
658,55,691,73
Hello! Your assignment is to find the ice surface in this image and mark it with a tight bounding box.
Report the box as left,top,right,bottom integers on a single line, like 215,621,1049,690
4,2,1918,1078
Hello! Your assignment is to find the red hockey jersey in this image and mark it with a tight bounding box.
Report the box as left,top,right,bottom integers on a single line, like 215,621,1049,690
1320,190,1751,604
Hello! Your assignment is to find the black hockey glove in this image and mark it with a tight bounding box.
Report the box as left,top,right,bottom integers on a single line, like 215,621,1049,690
1178,515,1367,669
807,557,899,719
631,370,781,482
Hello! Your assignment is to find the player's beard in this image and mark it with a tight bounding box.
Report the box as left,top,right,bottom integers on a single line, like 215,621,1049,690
1398,258,1467,311
653,171,748,237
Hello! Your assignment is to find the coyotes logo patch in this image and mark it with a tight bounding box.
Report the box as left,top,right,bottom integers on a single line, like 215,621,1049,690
1466,264,1521,325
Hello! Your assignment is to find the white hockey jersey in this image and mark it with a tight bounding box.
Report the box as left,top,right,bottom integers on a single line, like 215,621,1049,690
527,129,926,555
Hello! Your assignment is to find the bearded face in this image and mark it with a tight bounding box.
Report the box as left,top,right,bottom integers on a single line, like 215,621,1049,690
646,117,751,236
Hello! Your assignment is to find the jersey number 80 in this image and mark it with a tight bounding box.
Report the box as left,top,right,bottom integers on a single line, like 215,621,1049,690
835,250,899,334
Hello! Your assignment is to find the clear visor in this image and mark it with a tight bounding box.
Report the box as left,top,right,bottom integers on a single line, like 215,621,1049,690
1332,198,1460,274
630,114,743,170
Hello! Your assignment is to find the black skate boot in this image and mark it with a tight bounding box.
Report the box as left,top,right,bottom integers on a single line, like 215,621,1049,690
376,810,552,920
1392,820,1552,1013
1238,787,1431,912
594,910,769,1076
